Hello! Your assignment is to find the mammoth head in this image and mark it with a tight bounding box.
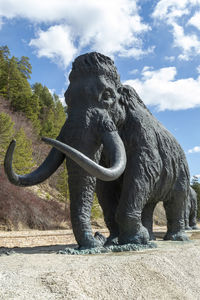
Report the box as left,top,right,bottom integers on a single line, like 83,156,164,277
64,52,126,127
69,52,120,83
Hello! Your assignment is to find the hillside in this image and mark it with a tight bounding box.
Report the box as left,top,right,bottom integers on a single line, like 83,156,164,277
0,95,71,230
0,166,69,231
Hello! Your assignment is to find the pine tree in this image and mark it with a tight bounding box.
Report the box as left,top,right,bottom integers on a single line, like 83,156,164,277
39,85,54,109
5,56,20,101
53,93,66,137
9,56,32,112
56,163,69,202
13,128,35,174
0,112,14,165
0,46,10,98
0,46,33,114
32,84,66,138
32,82,43,99
17,56,32,80
24,94,41,134
32,83,56,137
40,108,56,138
0,45,10,61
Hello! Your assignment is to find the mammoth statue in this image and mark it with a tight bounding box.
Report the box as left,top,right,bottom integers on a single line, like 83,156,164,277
4,52,190,249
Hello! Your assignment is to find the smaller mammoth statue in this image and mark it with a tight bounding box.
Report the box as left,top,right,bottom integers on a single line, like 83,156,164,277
185,187,199,230
4,52,191,249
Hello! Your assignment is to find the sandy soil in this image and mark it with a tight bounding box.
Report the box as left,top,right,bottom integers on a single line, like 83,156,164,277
1,230,200,300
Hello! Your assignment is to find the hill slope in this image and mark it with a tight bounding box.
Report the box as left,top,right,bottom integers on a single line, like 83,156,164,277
0,166,69,230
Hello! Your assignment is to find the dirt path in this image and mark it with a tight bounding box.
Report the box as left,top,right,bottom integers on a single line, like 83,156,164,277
0,229,200,300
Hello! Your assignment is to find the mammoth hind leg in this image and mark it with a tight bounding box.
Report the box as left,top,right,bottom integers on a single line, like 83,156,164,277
189,208,198,229
164,189,189,241
115,158,152,245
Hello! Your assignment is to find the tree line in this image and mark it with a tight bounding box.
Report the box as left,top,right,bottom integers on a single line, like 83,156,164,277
0,45,66,137
0,45,67,201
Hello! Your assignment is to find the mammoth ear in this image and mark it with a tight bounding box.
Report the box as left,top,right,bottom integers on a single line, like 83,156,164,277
118,85,135,106
117,87,127,105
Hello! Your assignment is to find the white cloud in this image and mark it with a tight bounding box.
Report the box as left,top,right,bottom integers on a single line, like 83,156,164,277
152,0,199,21
197,65,200,73
124,66,200,111
164,56,175,62
172,23,200,60
29,25,77,68
0,17,3,29
57,87,67,106
152,0,200,60
188,146,200,153
49,87,65,106
129,69,139,75
188,12,200,29
48,88,56,97
119,46,155,59
0,0,151,68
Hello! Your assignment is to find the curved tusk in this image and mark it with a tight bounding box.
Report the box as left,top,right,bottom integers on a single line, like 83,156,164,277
42,130,126,181
4,139,65,186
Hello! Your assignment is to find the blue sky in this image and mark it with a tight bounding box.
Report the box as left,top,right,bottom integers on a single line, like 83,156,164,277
0,0,200,179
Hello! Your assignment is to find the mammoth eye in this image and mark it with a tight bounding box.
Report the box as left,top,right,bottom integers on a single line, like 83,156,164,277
102,90,113,100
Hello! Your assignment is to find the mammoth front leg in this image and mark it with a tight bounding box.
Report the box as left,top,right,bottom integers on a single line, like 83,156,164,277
67,162,103,249
96,179,121,244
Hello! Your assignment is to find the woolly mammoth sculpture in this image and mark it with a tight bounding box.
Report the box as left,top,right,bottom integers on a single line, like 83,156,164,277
4,52,190,249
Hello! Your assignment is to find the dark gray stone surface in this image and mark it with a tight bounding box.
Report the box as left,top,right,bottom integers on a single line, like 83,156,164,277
185,187,199,230
5,52,191,249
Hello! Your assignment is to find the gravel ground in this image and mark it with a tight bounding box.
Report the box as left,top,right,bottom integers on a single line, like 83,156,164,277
0,229,200,300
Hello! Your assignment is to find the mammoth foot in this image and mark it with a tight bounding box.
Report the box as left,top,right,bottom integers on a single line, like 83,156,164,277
77,232,106,250
164,231,189,241
104,234,119,246
185,226,192,231
191,225,199,230
94,231,107,245
118,226,150,245
149,233,156,241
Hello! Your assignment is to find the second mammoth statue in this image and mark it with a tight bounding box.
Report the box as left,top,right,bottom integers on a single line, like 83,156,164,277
185,187,199,231
5,52,190,249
